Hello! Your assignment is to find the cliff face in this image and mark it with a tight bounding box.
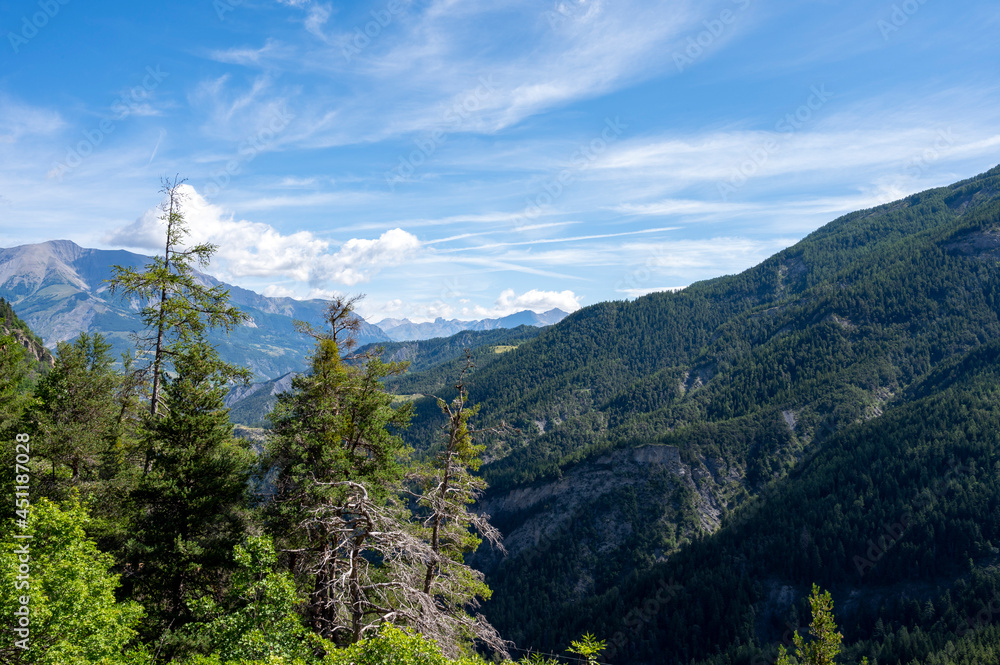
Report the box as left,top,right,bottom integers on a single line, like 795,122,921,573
7,327,54,367
0,298,54,368
473,442,748,624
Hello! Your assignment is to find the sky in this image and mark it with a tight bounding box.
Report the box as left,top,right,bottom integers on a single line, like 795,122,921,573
1,0,998,323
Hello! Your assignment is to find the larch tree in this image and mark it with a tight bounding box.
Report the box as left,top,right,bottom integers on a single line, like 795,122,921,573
409,351,507,653
107,176,248,428
107,178,253,658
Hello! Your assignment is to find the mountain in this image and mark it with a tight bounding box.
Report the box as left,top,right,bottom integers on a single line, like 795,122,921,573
224,324,546,427
0,297,53,368
374,308,568,341
386,165,1000,663
357,324,545,374
0,240,391,379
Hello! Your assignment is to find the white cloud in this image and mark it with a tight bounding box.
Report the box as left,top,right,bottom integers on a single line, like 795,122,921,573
321,228,421,286
209,39,288,66
203,0,705,147
459,288,581,319
262,284,296,298
102,184,421,287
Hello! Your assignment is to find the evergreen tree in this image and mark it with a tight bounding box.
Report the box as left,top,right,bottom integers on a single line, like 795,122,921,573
265,300,509,657
126,342,254,655
409,353,506,652
108,177,248,430
264,296,414,645
777,585,868,665
31,333,121,494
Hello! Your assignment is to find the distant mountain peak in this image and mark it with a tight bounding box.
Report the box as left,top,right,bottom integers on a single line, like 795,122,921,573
0,240,391,380
373,308,570,341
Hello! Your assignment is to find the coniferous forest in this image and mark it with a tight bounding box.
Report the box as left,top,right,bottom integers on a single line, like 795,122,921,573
5,165,1000,665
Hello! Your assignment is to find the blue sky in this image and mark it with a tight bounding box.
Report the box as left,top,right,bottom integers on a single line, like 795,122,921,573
2,0,998,322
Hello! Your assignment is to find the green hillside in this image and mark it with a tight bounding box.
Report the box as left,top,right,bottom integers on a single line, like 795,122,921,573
377,165,1000,661
224,325,544,427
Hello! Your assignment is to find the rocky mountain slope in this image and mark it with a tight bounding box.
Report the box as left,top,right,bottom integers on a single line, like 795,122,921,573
0,240,390,379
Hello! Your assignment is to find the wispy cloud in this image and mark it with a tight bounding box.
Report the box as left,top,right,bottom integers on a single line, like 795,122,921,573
193,0,710,146
0,97,64,143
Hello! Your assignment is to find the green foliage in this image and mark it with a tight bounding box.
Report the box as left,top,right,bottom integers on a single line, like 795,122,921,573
321,624,487,665
184,536,324,663
126,341,254,651
30,333,122,493
776,586,846,665
566,633,606,665
264,298,415,643
0,497,147,664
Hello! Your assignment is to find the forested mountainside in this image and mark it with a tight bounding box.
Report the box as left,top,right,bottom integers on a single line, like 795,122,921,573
387,165,1000,662
356,325,544,375
224,325,545,427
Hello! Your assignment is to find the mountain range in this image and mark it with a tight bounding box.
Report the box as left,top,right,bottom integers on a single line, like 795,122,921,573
0,240,564,379
374,309,568,341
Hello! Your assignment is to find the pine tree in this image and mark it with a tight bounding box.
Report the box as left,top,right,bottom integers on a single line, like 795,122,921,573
264,296,414,645
265,302,510,657
408,352,507,653
32,333,120,493
776,584,868,665
126,341,254,655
